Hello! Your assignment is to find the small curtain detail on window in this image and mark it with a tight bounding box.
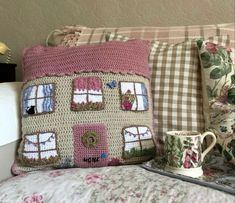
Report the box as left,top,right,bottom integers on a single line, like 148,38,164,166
120,82,148,111
122,126,155,159
71,77,104,111
22,132,59,165
73,76,102,91
22,84,55,116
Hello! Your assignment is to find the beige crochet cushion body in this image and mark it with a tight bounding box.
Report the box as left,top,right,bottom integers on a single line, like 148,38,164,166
13,40,156,174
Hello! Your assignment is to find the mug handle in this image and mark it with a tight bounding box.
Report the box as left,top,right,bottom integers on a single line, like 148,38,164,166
200,132,217,161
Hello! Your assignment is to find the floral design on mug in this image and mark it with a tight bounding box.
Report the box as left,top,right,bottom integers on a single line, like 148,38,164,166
165,135,202,169
183,148,199,168
165,136,183,168
182,137,201,169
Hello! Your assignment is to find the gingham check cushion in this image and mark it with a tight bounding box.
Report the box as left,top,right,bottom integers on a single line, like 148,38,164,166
150,40,204,144
106,33,204,149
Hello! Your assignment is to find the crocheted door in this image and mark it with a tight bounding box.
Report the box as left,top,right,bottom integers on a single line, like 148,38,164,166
72,123,109,167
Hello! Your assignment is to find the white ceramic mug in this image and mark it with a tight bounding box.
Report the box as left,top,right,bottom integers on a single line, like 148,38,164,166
164,131,216,178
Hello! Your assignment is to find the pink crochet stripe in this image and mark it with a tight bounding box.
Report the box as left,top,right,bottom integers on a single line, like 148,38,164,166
23,40,150,82
74,77,102,91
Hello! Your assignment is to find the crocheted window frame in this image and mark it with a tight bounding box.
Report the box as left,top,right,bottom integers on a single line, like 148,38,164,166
71,77,104,111
22,83,55,117
21,132,59,165
122,125,155,160
119,81,148,111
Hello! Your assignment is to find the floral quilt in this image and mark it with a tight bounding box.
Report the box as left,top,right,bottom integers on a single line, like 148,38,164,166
142,153,235,195
0,165,234,203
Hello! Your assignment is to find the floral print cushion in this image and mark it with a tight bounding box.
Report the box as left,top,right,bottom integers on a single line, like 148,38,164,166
197,36,235,164
0,165,234,203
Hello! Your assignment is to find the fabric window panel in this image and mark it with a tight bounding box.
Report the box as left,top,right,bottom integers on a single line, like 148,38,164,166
42,97,54,112
120,82,148,111
22,84,54,116
22,132,58,164
122,126,155,159
72,77,104,111
22,86,34,115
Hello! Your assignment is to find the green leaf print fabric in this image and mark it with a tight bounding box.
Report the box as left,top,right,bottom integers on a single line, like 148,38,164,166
197,36,235,164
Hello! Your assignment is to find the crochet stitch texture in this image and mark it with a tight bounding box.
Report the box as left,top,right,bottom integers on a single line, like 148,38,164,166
16,39,156,172
23,40,150,82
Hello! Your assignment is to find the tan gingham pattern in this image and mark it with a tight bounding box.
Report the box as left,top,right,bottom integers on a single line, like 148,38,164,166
50,23,235,49
47,23,235,151
149,40,204,146
106,33,204,150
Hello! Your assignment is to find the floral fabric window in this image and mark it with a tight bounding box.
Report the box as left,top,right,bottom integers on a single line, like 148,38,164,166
120,82,148,111
122,126,155,159
22,84,54,116
71,77,104,111
22,132,58,164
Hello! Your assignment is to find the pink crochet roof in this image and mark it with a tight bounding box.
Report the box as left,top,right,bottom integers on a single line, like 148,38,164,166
23,40,150,82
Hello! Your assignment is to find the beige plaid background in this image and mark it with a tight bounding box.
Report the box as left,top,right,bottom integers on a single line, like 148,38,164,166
50,23,234,48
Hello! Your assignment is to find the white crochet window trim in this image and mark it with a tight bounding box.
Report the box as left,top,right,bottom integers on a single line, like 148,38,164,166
22,83,54,116
23,132,58,161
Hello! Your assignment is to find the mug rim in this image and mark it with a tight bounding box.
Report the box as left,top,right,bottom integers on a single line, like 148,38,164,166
166,131,200,137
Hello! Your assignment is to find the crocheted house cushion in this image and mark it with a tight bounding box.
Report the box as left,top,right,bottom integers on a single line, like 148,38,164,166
14,40,156,173
197,36,235,164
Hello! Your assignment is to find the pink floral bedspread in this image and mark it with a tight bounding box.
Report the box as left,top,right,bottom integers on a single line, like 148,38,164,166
0,165,234,203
